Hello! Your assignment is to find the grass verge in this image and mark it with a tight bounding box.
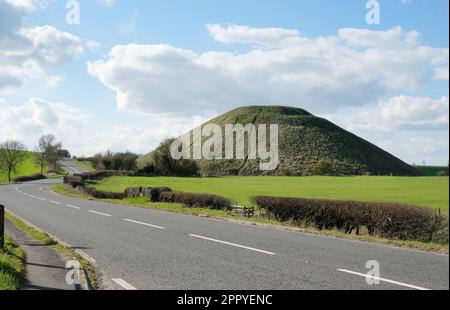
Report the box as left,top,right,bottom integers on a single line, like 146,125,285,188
53,184,449,254
5,211,101,289
73,160,95,172
0,235,26,290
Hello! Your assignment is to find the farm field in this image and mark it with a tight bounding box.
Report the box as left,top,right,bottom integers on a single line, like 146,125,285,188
93,176,449,212
0,151,42,184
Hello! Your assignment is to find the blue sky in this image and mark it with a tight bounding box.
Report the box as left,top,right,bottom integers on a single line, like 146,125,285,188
1,0,448,165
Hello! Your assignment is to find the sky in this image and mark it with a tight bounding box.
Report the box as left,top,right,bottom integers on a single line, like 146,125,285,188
0,0,448,165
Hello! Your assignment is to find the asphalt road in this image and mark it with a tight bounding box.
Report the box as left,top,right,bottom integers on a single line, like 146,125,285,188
1,163,448,290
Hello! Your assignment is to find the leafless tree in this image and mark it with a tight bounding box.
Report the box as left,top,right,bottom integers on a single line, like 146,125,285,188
35,134,62,173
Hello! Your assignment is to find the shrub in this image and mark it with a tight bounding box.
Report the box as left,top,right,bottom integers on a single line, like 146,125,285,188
81,187,125,199
63,176,84,188
13,173,47,183
314,160,332,176
150,187,172,202
252,196,447,242
160,191,231,210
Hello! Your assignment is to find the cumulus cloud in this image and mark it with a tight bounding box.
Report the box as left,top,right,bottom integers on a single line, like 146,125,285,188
326,96,449,132
88,25,449,117
0,0,96,90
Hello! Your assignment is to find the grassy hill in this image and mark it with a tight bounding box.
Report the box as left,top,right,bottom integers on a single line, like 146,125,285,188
139,106,422,176
0,151,43,184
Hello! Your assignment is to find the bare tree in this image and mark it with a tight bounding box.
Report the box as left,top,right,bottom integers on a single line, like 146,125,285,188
35,134,63,173
0,140,26,182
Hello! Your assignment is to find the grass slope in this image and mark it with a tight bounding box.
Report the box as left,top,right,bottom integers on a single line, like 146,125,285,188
0,151,43,184
139,106,421,176
0,235,26,290
93,176,449,212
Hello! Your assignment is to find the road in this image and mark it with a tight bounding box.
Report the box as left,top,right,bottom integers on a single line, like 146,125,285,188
1,162,448,290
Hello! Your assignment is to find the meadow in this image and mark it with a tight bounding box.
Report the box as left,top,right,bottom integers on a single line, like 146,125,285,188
93,176,449,212
0,151,43,184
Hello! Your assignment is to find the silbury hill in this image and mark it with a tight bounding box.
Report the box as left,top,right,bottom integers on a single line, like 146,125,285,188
138,106,423,177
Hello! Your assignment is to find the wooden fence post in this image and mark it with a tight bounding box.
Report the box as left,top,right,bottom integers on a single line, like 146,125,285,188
0,204,4,250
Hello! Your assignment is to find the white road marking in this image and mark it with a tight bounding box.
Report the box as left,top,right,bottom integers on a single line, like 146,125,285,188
38,197,46,201
50,200,61,205
124,219,165,230
29,195,36,198
88,210,112,217
188,234,276,255
337,269,430,290
66,204,81,210
112,278,137,290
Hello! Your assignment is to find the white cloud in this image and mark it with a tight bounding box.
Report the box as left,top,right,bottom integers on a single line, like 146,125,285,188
434,67,449,80
88,25,449,117
326,96,449,132
0,0,96,90
207,24,300,47
97,0,115,7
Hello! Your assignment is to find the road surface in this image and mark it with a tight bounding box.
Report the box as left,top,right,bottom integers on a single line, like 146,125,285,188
1,163,448,290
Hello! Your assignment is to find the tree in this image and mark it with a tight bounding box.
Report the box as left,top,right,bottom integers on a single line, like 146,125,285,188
153,138,199,176
314,160,332,176
35,135,63,173
0,140,26,182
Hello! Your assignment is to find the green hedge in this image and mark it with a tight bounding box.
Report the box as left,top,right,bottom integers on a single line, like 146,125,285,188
252,196,448,243
160,191,231,211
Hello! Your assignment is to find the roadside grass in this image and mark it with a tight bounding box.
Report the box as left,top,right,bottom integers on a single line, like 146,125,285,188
0,235,26,290
53,184,449,254
92,176,449,212
0,151,43,184
73,160,95,172
5,212,101,289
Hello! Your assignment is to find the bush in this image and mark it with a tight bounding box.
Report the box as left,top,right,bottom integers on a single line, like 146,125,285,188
252,196,448,242
13,173,47,183
81,187,125,200
160,191,231,210
314,160,332,176
150,187,172,202
63,176,84,188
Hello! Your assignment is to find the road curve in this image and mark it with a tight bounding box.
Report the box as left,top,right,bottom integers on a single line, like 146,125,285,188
1,169,448,290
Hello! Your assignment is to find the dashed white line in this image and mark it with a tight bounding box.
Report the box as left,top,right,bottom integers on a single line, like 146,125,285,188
124,219,165,230
111,278,137,290
38,197,47,201
88,210,112,217
29,195,36,198
337,269,430,290
66,204,81,210
49,200,61,205
188,234,276,255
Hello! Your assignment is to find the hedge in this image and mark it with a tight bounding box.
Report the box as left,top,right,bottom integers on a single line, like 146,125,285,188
81,187,125,200
252,196,449,243
160,192,231,211
13,173,47,183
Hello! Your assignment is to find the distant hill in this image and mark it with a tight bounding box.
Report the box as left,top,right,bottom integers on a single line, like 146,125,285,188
415,166,449,176
139,106,423,176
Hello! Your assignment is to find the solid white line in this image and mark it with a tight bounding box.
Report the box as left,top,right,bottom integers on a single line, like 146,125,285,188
49,200,61,205
337,269,430,290
188,234,276,255
124,219,165,230
112,278,137,290
88,210,112,217
66,204,81,210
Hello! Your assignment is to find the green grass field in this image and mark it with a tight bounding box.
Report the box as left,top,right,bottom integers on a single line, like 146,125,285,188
0,235,26,290
73,159,95,172
93,176,449,212
0,151,43,184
